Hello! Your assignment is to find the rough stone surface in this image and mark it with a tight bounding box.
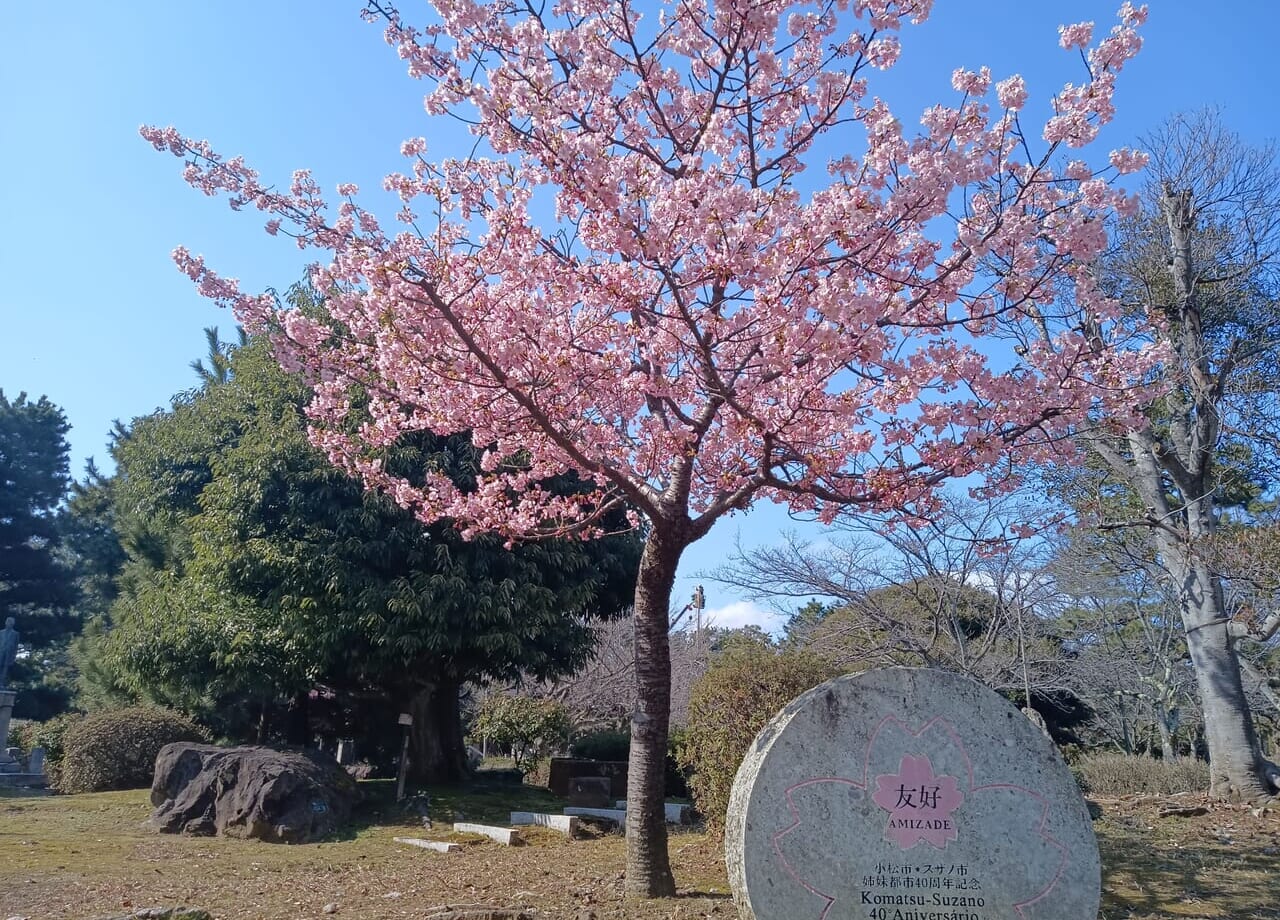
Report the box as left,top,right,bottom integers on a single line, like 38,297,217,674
150,743,357,844
547,758,627,797
509,811,579,834
395,836,461,853
563,806,626,829
726,668,1100,920
452,822,522,845
567,776,612,807
615,800,692,824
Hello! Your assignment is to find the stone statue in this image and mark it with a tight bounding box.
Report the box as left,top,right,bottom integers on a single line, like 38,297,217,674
0,617,18,689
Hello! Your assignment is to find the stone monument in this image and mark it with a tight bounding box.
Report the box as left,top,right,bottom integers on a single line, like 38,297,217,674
726,668,1099,920
0,617,20,767
0,617,45,787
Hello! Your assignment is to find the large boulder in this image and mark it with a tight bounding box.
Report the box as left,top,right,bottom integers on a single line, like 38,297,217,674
150,743,357,843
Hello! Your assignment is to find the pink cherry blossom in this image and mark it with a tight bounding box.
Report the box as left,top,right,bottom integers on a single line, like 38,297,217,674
1109,146,1150,174
144,3,1157,888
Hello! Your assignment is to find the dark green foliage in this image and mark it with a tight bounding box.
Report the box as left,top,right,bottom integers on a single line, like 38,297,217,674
0,391,73,622
0,390,78,715
56,706,209,794
570,728,631,761
78,313,639,779
677,636,836,833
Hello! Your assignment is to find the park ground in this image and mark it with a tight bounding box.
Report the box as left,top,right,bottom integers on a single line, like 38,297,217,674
1,783,1278,920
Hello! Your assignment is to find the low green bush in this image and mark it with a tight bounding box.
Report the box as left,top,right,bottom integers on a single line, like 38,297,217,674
570,729,631,762
56,707,209,794
677,640,836,833
7,718,35,754
1073,752,1209,796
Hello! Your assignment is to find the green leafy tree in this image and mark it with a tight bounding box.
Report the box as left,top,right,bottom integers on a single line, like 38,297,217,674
0,390,77,717
470,694,571,774
84,325,639,780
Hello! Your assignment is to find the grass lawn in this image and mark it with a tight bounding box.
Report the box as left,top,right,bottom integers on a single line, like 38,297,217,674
1,784,1276,919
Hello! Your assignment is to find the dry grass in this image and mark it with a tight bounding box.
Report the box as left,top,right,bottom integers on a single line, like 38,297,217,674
1075,753,1211,797
1,784,1276,919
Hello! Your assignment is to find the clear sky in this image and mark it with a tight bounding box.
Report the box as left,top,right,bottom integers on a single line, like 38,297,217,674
1,1,1274,631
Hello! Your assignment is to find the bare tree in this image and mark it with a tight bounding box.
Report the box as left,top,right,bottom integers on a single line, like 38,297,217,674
1050,527,1198,758
536,614,711,731
1077,111,1280,798
711,495,1070,704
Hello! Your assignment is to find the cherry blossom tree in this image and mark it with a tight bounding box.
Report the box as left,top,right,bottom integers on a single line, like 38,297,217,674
144,0,1153,894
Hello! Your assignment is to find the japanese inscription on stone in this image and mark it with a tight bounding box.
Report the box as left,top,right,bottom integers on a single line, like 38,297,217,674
725,668,1099,920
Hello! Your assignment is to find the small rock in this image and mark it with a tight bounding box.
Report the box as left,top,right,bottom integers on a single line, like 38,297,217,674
1158,804,1210,818
322,904,339,914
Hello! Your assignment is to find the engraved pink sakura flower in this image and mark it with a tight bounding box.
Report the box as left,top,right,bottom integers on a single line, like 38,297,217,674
871,754,964,849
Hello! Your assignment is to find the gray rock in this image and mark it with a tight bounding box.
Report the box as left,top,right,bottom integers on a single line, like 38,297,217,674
726,667,1100,920
150,743,357,843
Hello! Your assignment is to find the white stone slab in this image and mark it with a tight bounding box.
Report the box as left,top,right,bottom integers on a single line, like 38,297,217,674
614,800,692,824
563,806,627,828
509,811,579,835
393,836,460,853
725,667,1100,920
452,822,522,845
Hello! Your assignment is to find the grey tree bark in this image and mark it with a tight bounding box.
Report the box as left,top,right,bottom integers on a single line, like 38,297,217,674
1082,112,1280,799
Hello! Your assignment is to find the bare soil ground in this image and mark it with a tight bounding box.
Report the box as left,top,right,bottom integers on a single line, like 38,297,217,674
0,785,1275,920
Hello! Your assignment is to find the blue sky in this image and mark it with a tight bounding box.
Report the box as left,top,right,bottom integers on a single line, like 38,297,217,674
1,1,1274,630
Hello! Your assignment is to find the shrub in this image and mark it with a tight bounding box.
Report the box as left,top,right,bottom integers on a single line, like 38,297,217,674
678,641,836,833
56,707,209,794
470,695,571,775
21,712,85,788
1072,752,1210,796
568,728,690,796
570,728,631,762
7,718,35,754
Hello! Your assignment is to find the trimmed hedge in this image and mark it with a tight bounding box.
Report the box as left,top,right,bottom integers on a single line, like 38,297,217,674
1072,752,1209,796
56,707,209,794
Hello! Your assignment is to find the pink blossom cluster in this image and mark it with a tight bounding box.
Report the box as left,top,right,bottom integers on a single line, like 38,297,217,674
145,0,1157,541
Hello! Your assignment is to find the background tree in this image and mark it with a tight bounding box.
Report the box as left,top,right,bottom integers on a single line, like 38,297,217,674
1050,525,1198,758
0,390,77,717
1076,111,1280,798
714,496,1070,707
83,326,639,780
145,2,1153,892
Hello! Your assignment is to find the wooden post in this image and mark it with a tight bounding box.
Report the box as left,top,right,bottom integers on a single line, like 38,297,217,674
396,712,412,802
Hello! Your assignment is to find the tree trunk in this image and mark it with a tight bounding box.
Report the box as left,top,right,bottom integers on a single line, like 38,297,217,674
284,690,310,746
1166,545,1275,798
407,680,468,784
625,526,683,898
1156,710,1176,761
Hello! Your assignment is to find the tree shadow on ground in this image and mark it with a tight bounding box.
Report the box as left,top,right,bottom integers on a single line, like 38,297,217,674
1099,808,1280,919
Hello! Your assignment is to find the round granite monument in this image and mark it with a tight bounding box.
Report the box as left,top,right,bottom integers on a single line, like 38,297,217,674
726,668,1098,920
